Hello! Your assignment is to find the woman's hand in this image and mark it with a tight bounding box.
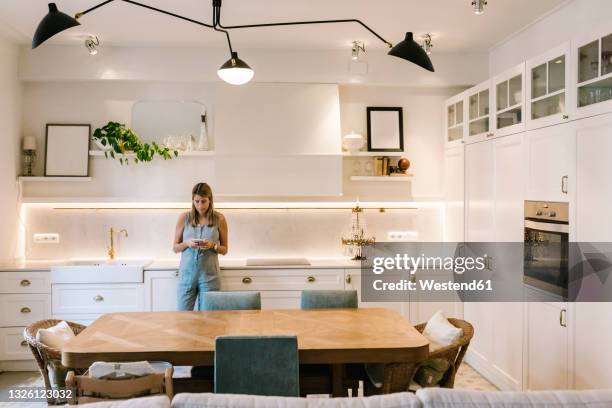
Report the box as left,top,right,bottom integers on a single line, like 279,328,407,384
199,239,215,250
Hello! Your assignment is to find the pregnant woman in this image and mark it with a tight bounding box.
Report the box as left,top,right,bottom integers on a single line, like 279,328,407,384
173,182,228,310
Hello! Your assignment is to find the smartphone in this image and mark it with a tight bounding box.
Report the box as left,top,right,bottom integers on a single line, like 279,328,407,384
193,239,205,246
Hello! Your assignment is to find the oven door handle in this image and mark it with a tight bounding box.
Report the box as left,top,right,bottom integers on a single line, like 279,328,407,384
524,220,569,234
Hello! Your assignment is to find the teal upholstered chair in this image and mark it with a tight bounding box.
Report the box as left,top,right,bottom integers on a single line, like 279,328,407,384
300,290,358,309
201,291,261,311
299,290,360,396
214,336,299,396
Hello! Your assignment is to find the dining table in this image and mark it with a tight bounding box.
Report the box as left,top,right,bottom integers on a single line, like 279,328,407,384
61,308,429,396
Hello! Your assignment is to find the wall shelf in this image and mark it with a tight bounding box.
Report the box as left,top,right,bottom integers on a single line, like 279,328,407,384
350,175,413,182
18,177,92,182
342,151,407,157
89,150,216,157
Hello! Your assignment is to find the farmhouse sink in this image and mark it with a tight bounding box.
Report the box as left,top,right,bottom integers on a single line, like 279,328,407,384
51,259,152,284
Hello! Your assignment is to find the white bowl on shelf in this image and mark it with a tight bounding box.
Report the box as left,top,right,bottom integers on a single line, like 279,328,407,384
343,132,365,154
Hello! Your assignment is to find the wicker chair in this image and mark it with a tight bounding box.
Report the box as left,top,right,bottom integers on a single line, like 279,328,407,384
23,319,87,403
366,318,474,394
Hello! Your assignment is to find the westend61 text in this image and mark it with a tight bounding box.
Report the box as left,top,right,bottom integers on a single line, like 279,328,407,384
372,279,493,292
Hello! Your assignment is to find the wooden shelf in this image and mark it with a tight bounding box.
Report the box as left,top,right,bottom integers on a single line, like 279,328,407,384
342,152,407,157
350,175,413,182
18,177,92,182
89,150,215,157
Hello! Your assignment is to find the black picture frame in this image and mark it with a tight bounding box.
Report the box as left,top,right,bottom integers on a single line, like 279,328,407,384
366,107,404,152
44,124,91,177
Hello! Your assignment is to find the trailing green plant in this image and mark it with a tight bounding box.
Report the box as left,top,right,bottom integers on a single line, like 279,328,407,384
92,121,178,165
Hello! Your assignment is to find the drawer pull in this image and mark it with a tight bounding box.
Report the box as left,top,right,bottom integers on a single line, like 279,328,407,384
307,276,316,283
94,295,104,302
21,340,28,347
20,279,31,287
174,271,179,277
20,307,31,314
242,277,252,284
345,274,352,284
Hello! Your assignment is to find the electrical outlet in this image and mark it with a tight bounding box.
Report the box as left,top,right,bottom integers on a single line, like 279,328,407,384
387,231,418,242
33,233,60,244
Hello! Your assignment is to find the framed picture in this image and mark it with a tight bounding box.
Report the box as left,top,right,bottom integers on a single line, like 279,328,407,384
45,124,91,177
366,107,404,152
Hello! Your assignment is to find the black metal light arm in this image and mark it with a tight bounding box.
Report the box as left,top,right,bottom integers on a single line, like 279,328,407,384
214,2,392,48
75,0,214,28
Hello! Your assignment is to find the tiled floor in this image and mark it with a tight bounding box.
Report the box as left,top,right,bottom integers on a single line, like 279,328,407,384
0,363,496,406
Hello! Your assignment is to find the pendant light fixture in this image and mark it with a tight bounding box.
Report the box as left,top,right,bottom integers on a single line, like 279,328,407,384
217,52,254,85
32,0,435,83
32,3,80,49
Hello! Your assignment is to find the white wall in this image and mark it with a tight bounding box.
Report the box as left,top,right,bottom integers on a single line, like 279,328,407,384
489,0,612,76
20,45,487,88
0,34,21,261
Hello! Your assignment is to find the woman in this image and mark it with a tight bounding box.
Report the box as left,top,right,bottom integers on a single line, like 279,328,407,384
173,182,228,311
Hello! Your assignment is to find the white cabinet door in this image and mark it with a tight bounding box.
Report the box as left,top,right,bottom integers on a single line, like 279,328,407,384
526,300,568,390
0,327,33,361
443,146,464,242
573,27,612,119
465,140,495,242
574,303,612,389
144,270,179,312
466,80,494,144
260,291,301,310
52,284,144,315
576,112,612,241
492,63,526,137
445,92,467,148
526,42,572,130
524,122,575,202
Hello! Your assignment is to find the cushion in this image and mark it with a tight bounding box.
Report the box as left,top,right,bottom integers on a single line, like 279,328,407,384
171,392,421,408
416,388,612,408
422,311,462,348
413,359,451,388
64,394,170,408
36,321,75,349
89,361,158,379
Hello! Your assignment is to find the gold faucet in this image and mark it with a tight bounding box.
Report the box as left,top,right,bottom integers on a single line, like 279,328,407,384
108,227,128,260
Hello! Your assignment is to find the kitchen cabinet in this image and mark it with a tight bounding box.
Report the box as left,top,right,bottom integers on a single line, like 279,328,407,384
574,303,612,389
466,80,494,144
144,270,179,312
443,146,464,242
524,122,575,203
524,287,569,390
444,91,467,148
526,42,572,129
492,63,526,137
51,283,144,315
344,271,406,317
573,27,612,119
464,134,524,391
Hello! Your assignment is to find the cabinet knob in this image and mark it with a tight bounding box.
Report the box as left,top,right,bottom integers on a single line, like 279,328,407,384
345,274,352,284
307,276,316,283
93,295,104,302
20,279,31,287
242,277,252,284
20,307,31,314
486,132,495,137
562,114,569,120
174,271,179,277
21,340,28,347
561,175,568,194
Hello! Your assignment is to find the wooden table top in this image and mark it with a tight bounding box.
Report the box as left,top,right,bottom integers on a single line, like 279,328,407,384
62,308,429,368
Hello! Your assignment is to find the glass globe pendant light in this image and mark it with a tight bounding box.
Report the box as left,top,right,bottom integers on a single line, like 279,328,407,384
217,52,254,85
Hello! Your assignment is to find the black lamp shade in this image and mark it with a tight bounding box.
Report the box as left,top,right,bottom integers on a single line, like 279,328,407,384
219,52,252,70
32,3,80,49
388,32,435,72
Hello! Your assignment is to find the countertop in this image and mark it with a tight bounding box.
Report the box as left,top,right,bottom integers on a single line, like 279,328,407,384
0,258,363,272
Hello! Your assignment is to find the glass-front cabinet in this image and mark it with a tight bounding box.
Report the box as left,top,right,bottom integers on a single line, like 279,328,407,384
466,79,493,144
574,28,612,118
492,62,525,136
444,91,466,147
526,43,571,130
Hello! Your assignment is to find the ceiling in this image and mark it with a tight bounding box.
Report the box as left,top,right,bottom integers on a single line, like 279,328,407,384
0,0,567,52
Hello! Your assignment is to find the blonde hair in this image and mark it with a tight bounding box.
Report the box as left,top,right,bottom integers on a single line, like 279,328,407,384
188,182,217,227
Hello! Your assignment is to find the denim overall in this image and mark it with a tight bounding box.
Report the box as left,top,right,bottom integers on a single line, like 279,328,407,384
177,213,220,310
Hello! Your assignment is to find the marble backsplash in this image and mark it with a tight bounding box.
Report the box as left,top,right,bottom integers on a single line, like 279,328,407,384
21,204,443,260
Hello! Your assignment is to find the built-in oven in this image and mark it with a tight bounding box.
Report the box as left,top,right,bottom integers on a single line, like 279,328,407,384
523,201,569,299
